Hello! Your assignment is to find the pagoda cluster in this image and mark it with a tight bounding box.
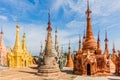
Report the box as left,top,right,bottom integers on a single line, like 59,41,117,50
1,0,120,77
0,24,33,68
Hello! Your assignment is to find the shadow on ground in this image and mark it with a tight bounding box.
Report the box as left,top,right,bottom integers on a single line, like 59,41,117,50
18,66,38,75
29,66,38,70
61,69,74,75
19,70,37,75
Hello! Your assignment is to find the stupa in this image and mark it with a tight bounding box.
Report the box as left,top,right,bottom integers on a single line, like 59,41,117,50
66,41,74,68
74,0,110,76
38,11,60,77
0,28,7,66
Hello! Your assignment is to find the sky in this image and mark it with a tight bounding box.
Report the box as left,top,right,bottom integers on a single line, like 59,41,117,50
0,0,120,56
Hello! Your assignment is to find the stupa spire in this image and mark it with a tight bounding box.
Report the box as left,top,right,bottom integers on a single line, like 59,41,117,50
47,9,52,31
79,35,81,50
0,27,3,34
68,40,71,53
45,10,53,56
105,30,108,50
87,0,90,9
40,42,43,53
66,40,73,67
0,27,4,40
0,27,5,47
38,10,60,77
13,24,21,50
55,27,58,51
83,0,97,50
104,30,109,54
97,31,101,49
112,41,116,53
22,33,27,50
82,29,86,46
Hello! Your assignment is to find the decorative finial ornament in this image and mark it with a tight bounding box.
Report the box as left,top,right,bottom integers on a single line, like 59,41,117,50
0,27,3,34
112,41,116,53
55,26,57,33
83,28,86,38
68,40,71,53
47,9,52,31
105,30,108,41
23,32,26,38
79,34,81,49
98,30,100,41
48,9,50,22
69,40,70,49
79,34,81,42
40,42,43,53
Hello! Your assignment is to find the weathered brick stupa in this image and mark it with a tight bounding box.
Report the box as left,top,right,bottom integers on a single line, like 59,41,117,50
0,28,7,66
111,44,120,75
66,41,74,68
38,11,60,77
74,0,110,76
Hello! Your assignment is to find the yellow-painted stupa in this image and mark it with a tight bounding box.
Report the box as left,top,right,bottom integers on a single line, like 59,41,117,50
7,24,33,68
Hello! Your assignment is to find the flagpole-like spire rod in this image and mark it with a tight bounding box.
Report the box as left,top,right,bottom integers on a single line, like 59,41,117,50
87,0,89,9
48,9,50,22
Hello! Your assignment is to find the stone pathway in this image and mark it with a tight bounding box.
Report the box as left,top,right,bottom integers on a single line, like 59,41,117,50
0,66,120,80
74,76,120,80
74,76,109,80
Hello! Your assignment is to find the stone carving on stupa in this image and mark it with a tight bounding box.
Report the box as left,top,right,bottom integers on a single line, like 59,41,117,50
111,42,120,75
74,0,110,76
7,25,33,68
0,28,7,66
38,27,66,70
66,41,74,68
38,11,60,77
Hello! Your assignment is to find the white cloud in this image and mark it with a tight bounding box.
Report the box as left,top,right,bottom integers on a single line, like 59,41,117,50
66,20,85,28
0,15,8,21
52,0,120,16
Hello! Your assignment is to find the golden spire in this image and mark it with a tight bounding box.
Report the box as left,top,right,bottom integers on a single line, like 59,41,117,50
22,33,27,50
13,24,21,50
83,0,97,50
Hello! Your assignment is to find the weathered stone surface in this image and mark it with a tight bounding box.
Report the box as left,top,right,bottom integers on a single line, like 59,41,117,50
74,0,110,76
38,11,60,77
66,41,74,68
0,28,7,66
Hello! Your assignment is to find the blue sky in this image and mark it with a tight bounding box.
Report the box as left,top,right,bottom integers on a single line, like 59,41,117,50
0,0,120,56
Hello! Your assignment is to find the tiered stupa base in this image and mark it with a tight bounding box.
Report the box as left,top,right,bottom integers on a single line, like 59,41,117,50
38,65,60,77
